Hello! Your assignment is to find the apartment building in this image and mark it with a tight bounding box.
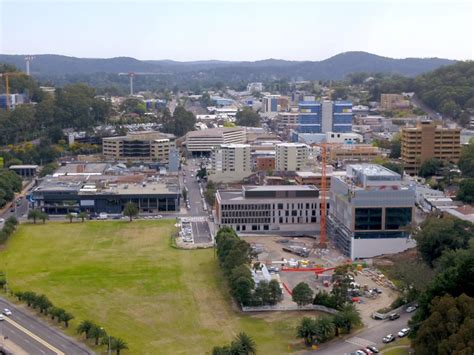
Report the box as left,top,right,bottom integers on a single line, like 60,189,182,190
185,127,246,154
215,185,322,234
102,131,175,163
262,95,289,117
276,112,300,131
275,143,309,172
208,144,252,183
401,121,461,175
329,164,416,259
380,94,410,111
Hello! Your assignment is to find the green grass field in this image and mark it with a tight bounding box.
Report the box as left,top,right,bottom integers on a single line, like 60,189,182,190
0,221,307,354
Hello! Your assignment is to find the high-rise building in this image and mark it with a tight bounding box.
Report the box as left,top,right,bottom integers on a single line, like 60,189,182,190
329,164,416,259
297,100,352,133
208,144,252,183
275,143,309,172
262,95,289,116
401,121,461,175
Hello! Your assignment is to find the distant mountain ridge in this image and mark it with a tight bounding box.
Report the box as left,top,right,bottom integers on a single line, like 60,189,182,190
0,51,456,80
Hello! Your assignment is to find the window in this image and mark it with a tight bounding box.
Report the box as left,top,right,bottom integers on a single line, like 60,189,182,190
355,208,382,230
385,207,412,230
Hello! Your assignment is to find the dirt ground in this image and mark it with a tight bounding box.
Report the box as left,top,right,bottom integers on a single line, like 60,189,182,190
241,234,398,320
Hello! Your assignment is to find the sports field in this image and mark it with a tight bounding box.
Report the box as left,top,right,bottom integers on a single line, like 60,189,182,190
0,221,306,354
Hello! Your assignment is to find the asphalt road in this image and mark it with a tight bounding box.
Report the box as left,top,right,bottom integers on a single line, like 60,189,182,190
182,159,207,217
309,311,412,354
1,198,29,221
192,221,212,243
0,298,92,355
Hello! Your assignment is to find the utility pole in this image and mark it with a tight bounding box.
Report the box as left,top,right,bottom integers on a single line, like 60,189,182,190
25,55,35,76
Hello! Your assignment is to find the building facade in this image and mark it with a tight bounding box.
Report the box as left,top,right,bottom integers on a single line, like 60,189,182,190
275,143,309,172
208,144,252,183
215,185,322,234
380,94,410,111
185,127,246,154
297,100,352,134
262,95,289,116
102,131,175,163
255,156,276,172
329,164,416,259
401,121,461,175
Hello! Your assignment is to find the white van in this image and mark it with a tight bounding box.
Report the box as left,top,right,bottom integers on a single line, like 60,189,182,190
98,213,108,220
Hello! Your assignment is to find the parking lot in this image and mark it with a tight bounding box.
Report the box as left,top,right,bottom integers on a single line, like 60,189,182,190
178,217,212,245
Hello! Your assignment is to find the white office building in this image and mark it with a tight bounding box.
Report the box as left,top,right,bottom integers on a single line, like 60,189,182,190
209,144,252,183
275,143,309,172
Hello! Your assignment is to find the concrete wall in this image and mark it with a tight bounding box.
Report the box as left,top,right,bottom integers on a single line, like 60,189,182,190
352,237,416,259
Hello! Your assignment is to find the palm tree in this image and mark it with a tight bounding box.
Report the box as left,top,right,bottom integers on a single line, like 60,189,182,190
48,306,63,321
231,332,256,355
59,311,74,328
27,209,42,224
76,320,94,338
78,212,87,222
65,213,74,223
110,337,128,355
296,317,317,346
88,325,106,345
39,212,49,224
337,304,362,334
123,202,139,222
22,291,37,307
315,316,335,342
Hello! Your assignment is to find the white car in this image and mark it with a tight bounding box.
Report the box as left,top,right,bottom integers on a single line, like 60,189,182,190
0,314,4,321
398,328,410,337
406,305,417,313
3,308,12,316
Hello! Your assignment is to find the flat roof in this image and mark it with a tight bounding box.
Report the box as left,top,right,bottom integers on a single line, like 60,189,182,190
9,165,39,169
349,164,400,177
243,185,318,192
186,127,244,138
296,171,346,177
220,143,250,148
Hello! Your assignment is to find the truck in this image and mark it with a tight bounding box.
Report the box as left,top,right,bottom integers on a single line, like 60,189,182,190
282,245,310,257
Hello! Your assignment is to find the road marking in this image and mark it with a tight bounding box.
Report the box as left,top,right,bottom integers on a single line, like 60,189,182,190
4,317,65,355
345,336,376,348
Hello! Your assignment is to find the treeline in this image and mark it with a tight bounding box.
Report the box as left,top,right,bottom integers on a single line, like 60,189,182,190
215,227,282,307
0,169,22,207
0,216,18,244
0,64,111,146
408,214,474,354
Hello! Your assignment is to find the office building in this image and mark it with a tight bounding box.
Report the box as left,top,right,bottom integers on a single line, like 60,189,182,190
31,163,180,215
276,112,300,131
255,156,276,172
247,82,263,92
380,94,410,111
295,168,346,190
329,164,416,259
185,127,246,154
401,121,461,175
102,131,175,163
297,100,352,134
215,185,321,234
275,143,309,172
209,144,252,183
262,95,289,116
328,144,385,164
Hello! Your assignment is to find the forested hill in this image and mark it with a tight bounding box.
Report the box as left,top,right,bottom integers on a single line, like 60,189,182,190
0,51,455,80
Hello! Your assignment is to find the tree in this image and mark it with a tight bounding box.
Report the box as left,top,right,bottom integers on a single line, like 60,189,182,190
457,178,474,203
59,311,74,328
235,107,260,127
413,294,474,355
412,215,474,267
88,325,107,345
182,187,187,202
267,279,283,305
27,209,42,224
389,133,402,159
123,202,139,222
296,317,318,346
162,106,196,137
419,158,443,177
292,282,314,306
110,337,129,355
76,320,94,338
232,276,254,306
223,240,252,272
66,213,75,223
48,306,63,321
458,143,474,177
231,332,256,355
39,212,49,224
78,212,88,222
334,304,362,334
314,316,335,343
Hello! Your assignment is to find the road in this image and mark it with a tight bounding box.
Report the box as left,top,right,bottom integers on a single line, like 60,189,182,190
1,198,29,221
0,298,91,355
309,312,412,354
181,158,207,217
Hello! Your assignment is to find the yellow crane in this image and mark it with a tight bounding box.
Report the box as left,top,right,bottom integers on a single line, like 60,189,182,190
0,72,27,111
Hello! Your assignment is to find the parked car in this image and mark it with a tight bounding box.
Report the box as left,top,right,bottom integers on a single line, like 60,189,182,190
398,328,410,337
389,313,400,320
383,334,395,343
372,288,382,294
2,308,12,316
366,346,379,353
0,314,4,321
360,348,373,354
406,305,417,313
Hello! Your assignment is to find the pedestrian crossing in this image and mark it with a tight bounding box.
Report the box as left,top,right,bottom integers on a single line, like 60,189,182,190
345,336,376,348
180,216,208,222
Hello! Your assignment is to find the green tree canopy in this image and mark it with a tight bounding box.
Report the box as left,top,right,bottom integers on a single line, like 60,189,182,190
162,106,196,137
292,282,314,306
419,158,443,178
123,202,139,221
235,107,261,127
458,143,474,177
457,178,474,203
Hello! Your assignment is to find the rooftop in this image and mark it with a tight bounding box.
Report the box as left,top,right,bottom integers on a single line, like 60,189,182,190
243,185,318,192
348,164,400,177
186,127,244,138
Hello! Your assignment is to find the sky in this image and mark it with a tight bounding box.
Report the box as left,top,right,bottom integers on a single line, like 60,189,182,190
0,0,473,61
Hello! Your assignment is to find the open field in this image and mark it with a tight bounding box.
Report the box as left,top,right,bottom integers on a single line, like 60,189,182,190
0,221,311,354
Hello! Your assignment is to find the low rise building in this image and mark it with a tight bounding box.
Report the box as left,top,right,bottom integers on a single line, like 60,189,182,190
380,94,410,111
215,185,322,234
185,127,246,154
329,164,416,259
328,144,385,164
295,168,346,190
9,165,39,179
102,131,175,163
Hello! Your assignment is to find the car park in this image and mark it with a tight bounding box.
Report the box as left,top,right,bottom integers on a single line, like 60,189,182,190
398,328,410,337
389,313,400,320
383,334,395,343
3,308,12,316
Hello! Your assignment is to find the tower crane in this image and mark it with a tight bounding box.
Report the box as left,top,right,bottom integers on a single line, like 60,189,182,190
118,72,162,96
0,72,27,111
24,55,35,76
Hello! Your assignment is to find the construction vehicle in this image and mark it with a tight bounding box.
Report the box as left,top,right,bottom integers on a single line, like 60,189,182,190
282,245,310,257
